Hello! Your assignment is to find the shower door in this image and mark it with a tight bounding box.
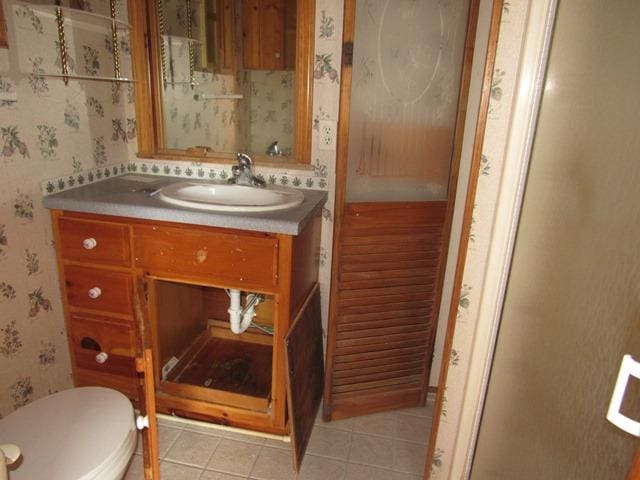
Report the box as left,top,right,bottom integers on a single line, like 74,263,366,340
324,0,475,420
471,0,640,477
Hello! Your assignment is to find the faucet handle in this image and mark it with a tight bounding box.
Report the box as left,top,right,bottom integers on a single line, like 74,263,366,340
236,152,252,168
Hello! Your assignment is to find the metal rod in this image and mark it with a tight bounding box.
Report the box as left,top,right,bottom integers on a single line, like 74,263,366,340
109,0,120,79
54,7,69,85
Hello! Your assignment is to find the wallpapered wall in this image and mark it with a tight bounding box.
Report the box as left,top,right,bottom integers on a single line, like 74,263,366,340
0,0,137,415
0,0,344,416
430,1,531,477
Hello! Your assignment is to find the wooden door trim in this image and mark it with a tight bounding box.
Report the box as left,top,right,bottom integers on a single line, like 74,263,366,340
323,0,356,421
418,0,482,405
423,0,504,478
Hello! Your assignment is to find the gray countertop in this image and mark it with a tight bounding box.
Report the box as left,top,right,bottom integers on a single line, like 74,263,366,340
43,174,328,235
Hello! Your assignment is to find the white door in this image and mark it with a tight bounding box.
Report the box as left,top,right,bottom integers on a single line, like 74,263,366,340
471,0,640,478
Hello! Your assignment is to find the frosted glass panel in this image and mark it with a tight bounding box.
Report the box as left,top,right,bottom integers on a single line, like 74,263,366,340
346,0,470,202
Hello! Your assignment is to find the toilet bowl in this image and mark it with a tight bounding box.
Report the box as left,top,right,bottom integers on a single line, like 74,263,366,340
0,387,137,480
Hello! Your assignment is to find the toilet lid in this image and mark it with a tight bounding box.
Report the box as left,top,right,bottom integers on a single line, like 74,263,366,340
0,387,135,480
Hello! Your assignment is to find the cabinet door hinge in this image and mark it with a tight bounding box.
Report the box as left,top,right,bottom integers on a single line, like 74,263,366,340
342,41,354,67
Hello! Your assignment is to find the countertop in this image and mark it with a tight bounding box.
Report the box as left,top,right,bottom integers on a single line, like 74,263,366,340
42,174,328,235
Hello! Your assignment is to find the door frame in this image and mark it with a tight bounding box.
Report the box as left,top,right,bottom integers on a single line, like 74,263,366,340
424,0,559,477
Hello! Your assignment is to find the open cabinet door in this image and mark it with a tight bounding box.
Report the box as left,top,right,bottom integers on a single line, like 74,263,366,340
284,284,324,471
135,279,160,479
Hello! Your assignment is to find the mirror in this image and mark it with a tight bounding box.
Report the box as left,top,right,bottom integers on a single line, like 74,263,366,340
131,0,315,164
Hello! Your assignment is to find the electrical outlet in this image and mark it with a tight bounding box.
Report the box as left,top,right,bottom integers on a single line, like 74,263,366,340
319,120,337,151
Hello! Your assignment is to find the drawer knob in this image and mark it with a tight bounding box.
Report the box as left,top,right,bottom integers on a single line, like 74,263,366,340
83,237,98,250
136,415,150,430
95,351,109,364
88,287,102,299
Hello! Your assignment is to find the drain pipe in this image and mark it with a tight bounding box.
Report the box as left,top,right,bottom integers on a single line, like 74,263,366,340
228,290,261,334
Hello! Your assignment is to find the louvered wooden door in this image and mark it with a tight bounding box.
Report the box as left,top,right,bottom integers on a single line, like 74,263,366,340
323,0,476,420
325,202,446,419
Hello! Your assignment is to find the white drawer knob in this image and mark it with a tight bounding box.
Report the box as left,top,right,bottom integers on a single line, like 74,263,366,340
95,351,108,364
88,287,102,299
136,415,150,430
83,237,97,250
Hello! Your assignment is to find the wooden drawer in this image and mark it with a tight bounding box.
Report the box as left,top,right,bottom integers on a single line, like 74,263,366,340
75,367,139,400
58,216,131,267
64,265,133,315
68,313,136,357
133,224,279,288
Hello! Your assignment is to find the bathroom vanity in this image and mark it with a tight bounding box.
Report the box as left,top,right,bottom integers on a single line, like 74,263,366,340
44,174,327,468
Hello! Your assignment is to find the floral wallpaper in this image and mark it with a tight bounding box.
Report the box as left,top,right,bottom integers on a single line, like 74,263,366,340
0,0,136,416
429,1,532,478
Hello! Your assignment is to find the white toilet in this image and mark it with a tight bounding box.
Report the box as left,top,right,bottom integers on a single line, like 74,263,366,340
0,387,137,480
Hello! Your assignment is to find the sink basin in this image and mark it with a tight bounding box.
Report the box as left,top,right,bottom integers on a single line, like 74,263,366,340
157,182,305,212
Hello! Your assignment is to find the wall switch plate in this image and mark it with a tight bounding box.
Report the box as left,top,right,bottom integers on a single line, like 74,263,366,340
319,120,337,151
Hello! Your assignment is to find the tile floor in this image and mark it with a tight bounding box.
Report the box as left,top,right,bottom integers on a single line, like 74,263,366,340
124,397,433,480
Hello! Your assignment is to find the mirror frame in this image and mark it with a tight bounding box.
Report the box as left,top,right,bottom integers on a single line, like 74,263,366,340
129,0,316,165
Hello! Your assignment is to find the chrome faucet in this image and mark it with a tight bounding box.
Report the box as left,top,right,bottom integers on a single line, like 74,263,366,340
229,153,266,187
267,141,282,156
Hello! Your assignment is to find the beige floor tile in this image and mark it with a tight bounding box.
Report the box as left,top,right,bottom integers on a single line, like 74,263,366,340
123,453,144,480
351,412,397,437
297,454,346,480
262,436,291,450
348,433,395,468
392,415,431,444
200,470,248,480
159,460,202,480
345,463,422,480
396,404,433,418
164,430,221,467
158,425,183,458
249,446,297,480
393,440,427,475
217,429,267,445
306,425,352,460
206,438,261,476
315,410,355,432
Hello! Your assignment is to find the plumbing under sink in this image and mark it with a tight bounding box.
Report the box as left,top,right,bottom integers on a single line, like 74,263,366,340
157,182,305,212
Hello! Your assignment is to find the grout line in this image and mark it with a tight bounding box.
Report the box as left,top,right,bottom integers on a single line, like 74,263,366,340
246,444,264,479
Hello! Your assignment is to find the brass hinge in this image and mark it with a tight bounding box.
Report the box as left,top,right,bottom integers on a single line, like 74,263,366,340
342,41,354,67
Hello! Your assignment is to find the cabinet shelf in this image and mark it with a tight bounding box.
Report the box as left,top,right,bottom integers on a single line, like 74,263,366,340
26,3,131,29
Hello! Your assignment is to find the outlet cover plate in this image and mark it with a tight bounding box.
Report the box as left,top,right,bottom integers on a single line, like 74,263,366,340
319,120,337,151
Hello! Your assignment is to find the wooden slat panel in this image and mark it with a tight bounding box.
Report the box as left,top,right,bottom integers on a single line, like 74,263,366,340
341,251,440,265
334,345,427,364
342,230,442,245
333,385,423,403
341,258,438,273
334,354,426,372
333,360,425,379
337,309,431,325
339,299,432,315
342,242,440,256
325,201,446,419
338,284,434,299
341,267,436,282
332,374,424,394
338,292,428,308
337,315,431,333
333,367,425,387
340,274,436,291
336,323,428,340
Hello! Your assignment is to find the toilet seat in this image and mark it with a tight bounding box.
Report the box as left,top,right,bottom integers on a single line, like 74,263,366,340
0,387,136,480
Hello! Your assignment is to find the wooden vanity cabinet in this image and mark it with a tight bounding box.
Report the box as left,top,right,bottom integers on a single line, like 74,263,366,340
51,210,323,451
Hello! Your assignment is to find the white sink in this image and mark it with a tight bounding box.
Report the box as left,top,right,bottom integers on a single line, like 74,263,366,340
157,182,305,212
